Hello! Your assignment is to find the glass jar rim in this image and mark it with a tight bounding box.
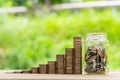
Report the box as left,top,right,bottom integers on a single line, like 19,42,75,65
85,33,108,42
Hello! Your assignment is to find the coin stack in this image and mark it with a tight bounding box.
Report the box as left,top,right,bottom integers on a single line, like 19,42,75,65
48,61,56,74
65,48,74,74
31,67,39,73
40,64,48,74
73,37,82,74
56,54,64,74
21,70,30,73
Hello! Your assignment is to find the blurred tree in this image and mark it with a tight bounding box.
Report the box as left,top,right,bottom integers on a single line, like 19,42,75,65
12,0,27,6
38,0,70,4
0,0,100,7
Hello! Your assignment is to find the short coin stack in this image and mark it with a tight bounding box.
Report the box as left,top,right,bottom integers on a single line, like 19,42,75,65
56,55,64,74
40,64,48,74
48,61,56,74
21,70,30,73
31,67,39,73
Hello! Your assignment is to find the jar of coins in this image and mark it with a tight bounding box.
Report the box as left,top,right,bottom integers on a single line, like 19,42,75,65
85,33,108,74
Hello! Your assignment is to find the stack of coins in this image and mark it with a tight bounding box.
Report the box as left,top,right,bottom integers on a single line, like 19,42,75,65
56,54,64,74
13,71,23,73
73,37,82,74
23,70,30,73
65,48,74,74
40,64,48,74
31,67,39,73
48,61,56,74
38,66,40,73
13,70,31,74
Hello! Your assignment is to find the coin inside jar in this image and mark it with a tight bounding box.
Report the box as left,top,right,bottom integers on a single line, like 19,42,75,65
85,43,107,74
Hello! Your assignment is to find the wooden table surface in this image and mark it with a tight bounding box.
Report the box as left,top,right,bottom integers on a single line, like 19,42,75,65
0,70,120,80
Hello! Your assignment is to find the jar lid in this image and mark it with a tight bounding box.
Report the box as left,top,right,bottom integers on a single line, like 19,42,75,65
85,33,108,42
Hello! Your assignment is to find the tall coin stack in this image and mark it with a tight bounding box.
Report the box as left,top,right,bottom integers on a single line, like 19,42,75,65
73,37,82,74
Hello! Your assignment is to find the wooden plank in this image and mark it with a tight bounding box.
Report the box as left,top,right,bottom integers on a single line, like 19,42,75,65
51,1,120,10
0,6,27,14
0,70,120,80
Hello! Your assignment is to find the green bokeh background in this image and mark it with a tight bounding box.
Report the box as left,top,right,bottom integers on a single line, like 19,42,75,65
0,0,120,70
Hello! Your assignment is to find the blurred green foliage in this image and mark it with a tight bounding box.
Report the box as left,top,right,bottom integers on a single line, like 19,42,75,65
0,0,70,7
0,0,27,7
0,0,102,7
0,9,120,70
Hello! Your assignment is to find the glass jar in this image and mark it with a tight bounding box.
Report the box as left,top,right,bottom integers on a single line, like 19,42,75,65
85,33,108,74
